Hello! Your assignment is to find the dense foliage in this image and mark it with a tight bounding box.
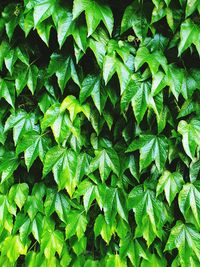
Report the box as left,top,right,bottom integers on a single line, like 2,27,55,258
0,0,200,266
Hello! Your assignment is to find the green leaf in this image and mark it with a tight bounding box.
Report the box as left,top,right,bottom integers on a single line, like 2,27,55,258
3,4,20,40
0,151,19,183
128,185,165,246
75,180,97,212
22,10,34,37
48,53,80,93
1,235,28,263
120,238,148,267
102,54,116,85
65,210,88,240
151,71,166,96
25,195,43,220
99,185,128,223
33,0,56,27
88,148,120,181
185,0,200,17
141,253,167,267
127,135,168,172
178,119,200,160
190,159,200,182
9,183,29,210
80,74,107,114
61,95,90,121
121,79,150,123
89,37,106,68
44,189,71,222
41,103,79,143
43,146,89,196
106,254,127,267
0,194,16,232
166,65,184,100
16,131,51,170
0,79,15,108
178,182,200,228
156,170,184,205
178,19,200,57
165,221,200,266
41,229,64,258
135,47,168,75
4,109,38,145
94,214,115,244
15,65,28,95
71,22,88,52
52,6,73,48
72,0,114,36
31,213,44,242
36,20,52,46
121,2,148,40
4,48,17,75
0,41,10,71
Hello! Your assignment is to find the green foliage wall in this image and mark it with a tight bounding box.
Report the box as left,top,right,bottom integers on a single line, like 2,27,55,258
0,0,200,266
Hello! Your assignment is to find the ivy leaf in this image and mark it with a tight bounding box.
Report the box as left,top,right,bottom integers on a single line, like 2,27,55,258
178,19,200,56
22,10,34,37
52,6,73,48
190,159,200,182
43,146,89,196
41,103,71,143
19,217,32,244
15,65,28,95
65,210,88,240
121,80,150,123
48,53,80,93
185,0,200,17
4,48,17,75
16,131,51,170
127,135,168,172
33,0,56,27
72,0,114,36
71,23,88,52
128,185,165,246
178,119,200,160
141,253,167,267
106,254,127,267
178,182,200,228
135,47,167,75
60,95,90,121
1,235,28,263
31,213,44,242
99,185,128,223
36,20,52,46
120,237,148,267
0,41,10,71
88,148,120,182
44,189,71,223
80,74,107,114
156,170,184,205
151,71,166,96
41,229,64,258
166,64,184,100
94,214,115,244
0,194,16,233
165,221,200,266
4,109,38,145
89,37,107,68
121,1,148,40
25,195,43,220
75,180,97,212
9,183,29,210
0,79,15,108
0,151,19,183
